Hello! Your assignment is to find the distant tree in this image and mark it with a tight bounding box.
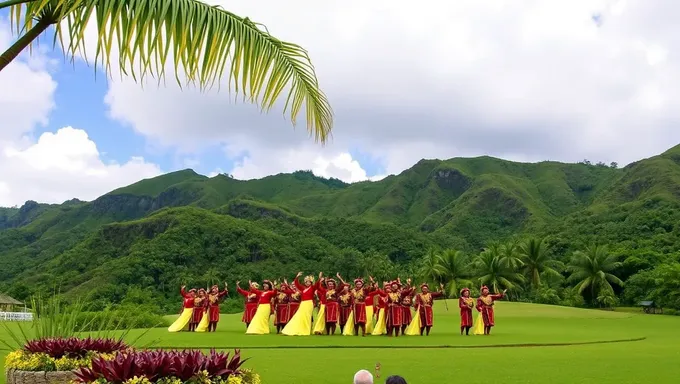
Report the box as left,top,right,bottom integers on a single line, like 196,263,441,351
596,161,606,167
567,244,624,305
434,249,474,297
474,246,525,293
518,237,564,289
418,248,444,285
609,162,618,169
500,238,523,271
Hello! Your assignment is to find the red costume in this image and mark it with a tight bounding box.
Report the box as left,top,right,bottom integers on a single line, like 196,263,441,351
415,290,443,327
351,279,373,325
339,289,353,327
181,287,195,308
192,290,208,325
319,281,343,323
237,286,258,325
477,287,504,327
294,278,320,301
208,286,228,323
459,289,474,328
400,285,415,327
275,288,291,326
386,290,403,328
252,287,277,304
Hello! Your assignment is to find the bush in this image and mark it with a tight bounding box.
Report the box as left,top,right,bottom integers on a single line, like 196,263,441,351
74,310,165,332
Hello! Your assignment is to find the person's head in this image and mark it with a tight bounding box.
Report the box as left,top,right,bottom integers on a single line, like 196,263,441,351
198,288,206,297
354,278,364,289
385,375,407,384
391,281,399,291
421,283,429,293
262,280,272,291
189,288,197,298
481,285,489,295
210,285,219,294
327,279,336,289
304,275,314,287
353,369,373,384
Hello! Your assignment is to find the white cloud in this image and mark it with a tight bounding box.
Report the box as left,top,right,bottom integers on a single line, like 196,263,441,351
0,127,162,206
0,19,57,142
82,0,680,180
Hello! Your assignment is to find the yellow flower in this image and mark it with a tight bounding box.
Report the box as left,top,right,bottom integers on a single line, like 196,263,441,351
123,376,152,384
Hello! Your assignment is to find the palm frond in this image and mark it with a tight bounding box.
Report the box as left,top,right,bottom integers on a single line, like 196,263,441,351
10,0,333,142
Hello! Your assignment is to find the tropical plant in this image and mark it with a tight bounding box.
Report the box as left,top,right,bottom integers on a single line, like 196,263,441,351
1,0,333,142
417,248,444,284
474,246,525,294
23,337,128,358
567,244,624,305
74,349,250,383
500,238,523,271
518,237,564,289
434,249,474,297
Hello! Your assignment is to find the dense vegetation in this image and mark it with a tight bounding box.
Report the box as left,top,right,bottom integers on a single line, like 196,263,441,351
1,144,680,315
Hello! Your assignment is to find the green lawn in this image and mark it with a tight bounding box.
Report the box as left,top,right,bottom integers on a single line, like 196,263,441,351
2,302,680,383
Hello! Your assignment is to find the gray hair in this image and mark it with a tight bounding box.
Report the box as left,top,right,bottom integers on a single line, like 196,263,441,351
353,369,374,384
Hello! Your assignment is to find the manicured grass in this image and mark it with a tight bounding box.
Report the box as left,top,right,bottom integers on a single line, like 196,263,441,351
2,302,680,383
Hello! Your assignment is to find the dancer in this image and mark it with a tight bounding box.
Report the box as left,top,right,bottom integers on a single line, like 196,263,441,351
413,283,445,336
371,282,389,335
192,289,209,332
246,280,277,335
312,277,332,335
274,282,291,334
288,283,302,320
168,285,195,332
365,282,381,334
281,272,321,336
345,274,375,336
236,281,259,329
459,288,474,336
338,282,353,334
386,281,403,337
476,286,506,335
320,276,345,335
206,283,229,332
399,279,415,336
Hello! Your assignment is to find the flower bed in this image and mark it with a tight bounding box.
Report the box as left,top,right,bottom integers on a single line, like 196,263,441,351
74,350,260,384
5,338,129,384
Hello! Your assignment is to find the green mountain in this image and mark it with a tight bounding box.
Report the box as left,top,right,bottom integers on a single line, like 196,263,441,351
2,146,680,311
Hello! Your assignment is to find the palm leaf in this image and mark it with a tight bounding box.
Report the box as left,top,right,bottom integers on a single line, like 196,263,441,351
8,0,333,142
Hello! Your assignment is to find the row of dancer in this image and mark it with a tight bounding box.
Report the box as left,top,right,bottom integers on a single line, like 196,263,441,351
237,272,505,337
168,284,229,333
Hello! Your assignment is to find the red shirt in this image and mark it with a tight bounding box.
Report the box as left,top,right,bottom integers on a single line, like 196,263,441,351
181,287,195,309
251,288,277,304
294,279,319,301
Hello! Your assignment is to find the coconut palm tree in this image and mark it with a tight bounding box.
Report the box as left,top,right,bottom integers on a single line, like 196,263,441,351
567,244,624,305
1,0,333,142
518,237,564,289
418,248,444,284
435,249,474,298
500,238,523,271
474,246,525,294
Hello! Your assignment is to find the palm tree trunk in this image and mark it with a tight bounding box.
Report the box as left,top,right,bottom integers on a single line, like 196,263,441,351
0,18,51,72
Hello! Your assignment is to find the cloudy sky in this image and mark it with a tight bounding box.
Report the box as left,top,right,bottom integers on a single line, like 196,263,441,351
1,0,680,206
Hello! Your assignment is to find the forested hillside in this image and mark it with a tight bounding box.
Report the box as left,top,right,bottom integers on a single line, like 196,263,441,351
1,145,680,313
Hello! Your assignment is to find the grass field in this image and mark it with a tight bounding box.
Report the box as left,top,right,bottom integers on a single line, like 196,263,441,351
2,302,680,383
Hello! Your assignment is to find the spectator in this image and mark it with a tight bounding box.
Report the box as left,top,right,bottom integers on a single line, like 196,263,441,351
353,369,374,384
385,375,407,384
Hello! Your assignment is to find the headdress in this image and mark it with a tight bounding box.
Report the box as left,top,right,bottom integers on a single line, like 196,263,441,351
211,285,219,291
480,285,489,293
262,280,273,288
251,282,260,289
460,287,470,295
354,278,364,285
420,283,429,289
326,278,337,286
198,288,206,293
390,280,401,288
189,288,197,293
304,275,315,283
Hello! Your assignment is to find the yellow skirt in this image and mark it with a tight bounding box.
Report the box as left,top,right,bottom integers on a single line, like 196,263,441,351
371,308,387,335
404,307,421,335
168,308,193,332
343,311,355,336
472,312,485,335
365,305,375,334
195,311,210,332
246,304,271,334
312,304,326,334
282,300,314,336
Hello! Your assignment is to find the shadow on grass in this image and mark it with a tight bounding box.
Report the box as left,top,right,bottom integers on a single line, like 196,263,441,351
153,336,646,350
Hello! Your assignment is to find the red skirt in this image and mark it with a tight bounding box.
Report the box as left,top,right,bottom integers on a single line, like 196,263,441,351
325,302,339,323
460,308,473,327
242,303,258,323
276,304,290,325
481,307,495,326
289,302,300,318
192,307,205,324
387,305,402,327
340,306,352,325
208,305,220,322
353,303,367,324
418,306,434,327
401,305,412,325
